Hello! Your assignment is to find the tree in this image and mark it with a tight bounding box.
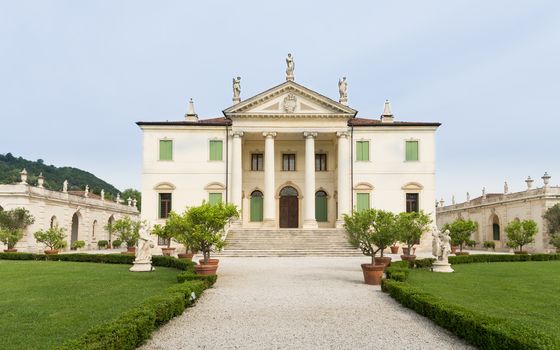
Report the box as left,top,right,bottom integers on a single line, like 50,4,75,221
343,209,398,264
396,211,432,254
34,226,67,250
0,208,35,249
505,219,538,252
543,204,560,250
121,188,141,211
112,216,141,248
442,218,478,252
180,202,238,264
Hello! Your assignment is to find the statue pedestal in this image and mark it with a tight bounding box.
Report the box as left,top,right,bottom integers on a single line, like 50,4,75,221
432,261,454,273
129,262,154,272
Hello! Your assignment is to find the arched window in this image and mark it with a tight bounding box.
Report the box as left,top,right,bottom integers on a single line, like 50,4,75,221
250,191,263,222
107,215,115,242
92,220,97,239
280,186,298,197
315,191,328,222
50,216,58,229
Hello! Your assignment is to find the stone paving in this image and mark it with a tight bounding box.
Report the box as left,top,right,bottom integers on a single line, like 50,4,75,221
140,257,475,350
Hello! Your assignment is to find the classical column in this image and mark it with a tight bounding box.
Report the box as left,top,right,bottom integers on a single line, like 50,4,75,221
336,131,351,228
263,132,277,226
303,132,318,229
231,131,243,210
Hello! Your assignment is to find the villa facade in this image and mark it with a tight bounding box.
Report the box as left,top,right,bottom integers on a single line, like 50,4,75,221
138,57,441,249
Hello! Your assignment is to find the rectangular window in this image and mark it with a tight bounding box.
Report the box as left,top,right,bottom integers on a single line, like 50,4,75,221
282,154,296,171
356,141,369,161
159,140,173,161
315,154,327,171
406,193,419,213
158,193,172,219
251,153,263,171
209,140,223,161
405,141,419,161
209,193,222,205
356,193,370,212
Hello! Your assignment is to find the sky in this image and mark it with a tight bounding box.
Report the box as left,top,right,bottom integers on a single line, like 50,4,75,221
1,0,559,203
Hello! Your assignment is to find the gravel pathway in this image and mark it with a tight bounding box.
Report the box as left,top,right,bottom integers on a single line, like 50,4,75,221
141,257,474,350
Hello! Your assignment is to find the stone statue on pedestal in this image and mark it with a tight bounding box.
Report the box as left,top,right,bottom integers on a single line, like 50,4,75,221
63,180,68,193
130,222,155,272
338,77,348,103
286,53,295,81
232,77,241,103
431,226,454,273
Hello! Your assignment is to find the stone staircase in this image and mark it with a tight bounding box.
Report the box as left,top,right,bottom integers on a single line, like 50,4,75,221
217,228,362,257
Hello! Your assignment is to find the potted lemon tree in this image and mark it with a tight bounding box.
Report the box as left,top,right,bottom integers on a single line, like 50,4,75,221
396,211,431,262
0,208,34,252
343,209,398,285
506,219,537,254
112,216,141,254
34,226,67,255
152,221,177,256
443,218,478,255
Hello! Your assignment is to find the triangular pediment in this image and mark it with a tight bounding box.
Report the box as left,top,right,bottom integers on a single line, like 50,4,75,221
223,81,356,118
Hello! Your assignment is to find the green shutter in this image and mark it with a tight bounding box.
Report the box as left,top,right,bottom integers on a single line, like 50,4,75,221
159,140,173,160
209,140,223,161
209,193,222,205
250,196,263,222
406,141,418,161
315,194,328,222
356,141,369,161
356,193,370,212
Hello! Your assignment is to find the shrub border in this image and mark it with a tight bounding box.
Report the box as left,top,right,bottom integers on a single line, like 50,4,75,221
0,252,212,350
382,255,560,350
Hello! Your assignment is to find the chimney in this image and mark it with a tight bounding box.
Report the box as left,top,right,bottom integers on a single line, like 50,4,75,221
37,173,44,188
525,176,534,190
542,172,551,188
185,98,198,122
20,169,28,184
380,99,394,123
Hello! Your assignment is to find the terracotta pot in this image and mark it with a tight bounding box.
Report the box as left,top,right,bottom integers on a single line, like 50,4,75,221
199,258,219,265
451,246,459,254
390,246,399,254
361,264,385,285
194,263,218,276
402,247,410,255
3,248,17,253
374,256,392,268
44,250,59,255
178,253,194,260
127,247,136,253
400,254,416,262
161,247,176,256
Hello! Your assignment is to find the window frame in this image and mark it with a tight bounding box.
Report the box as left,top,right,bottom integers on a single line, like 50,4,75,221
208,192,223,205
315,153,327,171
356,140,370,161
158,139,173,161
356,193,370,212
251,153,264,171
282,153,296,171
209,139,224,161
405,193,419,213
158,193,172,219
405,140,419,162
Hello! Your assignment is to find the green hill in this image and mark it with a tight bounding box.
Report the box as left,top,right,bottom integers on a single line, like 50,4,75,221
0,153,120,198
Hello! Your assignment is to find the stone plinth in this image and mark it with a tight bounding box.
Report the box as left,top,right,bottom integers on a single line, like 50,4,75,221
129,262,154,272
432,261,454,273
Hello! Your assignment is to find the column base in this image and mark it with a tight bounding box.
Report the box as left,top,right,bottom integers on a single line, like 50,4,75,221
335,220,346,229
129,263,155,272
262,219,276,228
303,220,318,229
432,261,454,273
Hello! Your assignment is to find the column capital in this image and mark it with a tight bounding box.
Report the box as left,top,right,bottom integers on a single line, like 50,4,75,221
303,131,318,139
230,131,244,138
263,132,277,138
336,131,350,139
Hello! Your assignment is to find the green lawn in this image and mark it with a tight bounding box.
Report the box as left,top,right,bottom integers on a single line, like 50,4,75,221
407,261,560,344
0,260,179,350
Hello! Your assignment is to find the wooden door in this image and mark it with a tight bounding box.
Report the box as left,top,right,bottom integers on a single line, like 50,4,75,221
280,196,298,228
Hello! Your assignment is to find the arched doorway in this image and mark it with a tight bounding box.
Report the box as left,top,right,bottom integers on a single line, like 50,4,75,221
491,214,500,241
315,191,328,222
250,190,263,222
107,215,115,243
50,216,58,228
279,186,298,228
71,213,79,246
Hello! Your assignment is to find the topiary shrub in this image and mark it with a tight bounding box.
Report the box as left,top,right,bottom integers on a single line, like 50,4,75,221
71,240,85,250
112,239,122,248
97,240,109,249
176,272,217,286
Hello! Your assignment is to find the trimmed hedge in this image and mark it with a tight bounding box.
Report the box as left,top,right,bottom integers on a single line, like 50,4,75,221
58,280,209,350
177,271,218,286
0,252,196,272
448,253,560,265
381,279,558,349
